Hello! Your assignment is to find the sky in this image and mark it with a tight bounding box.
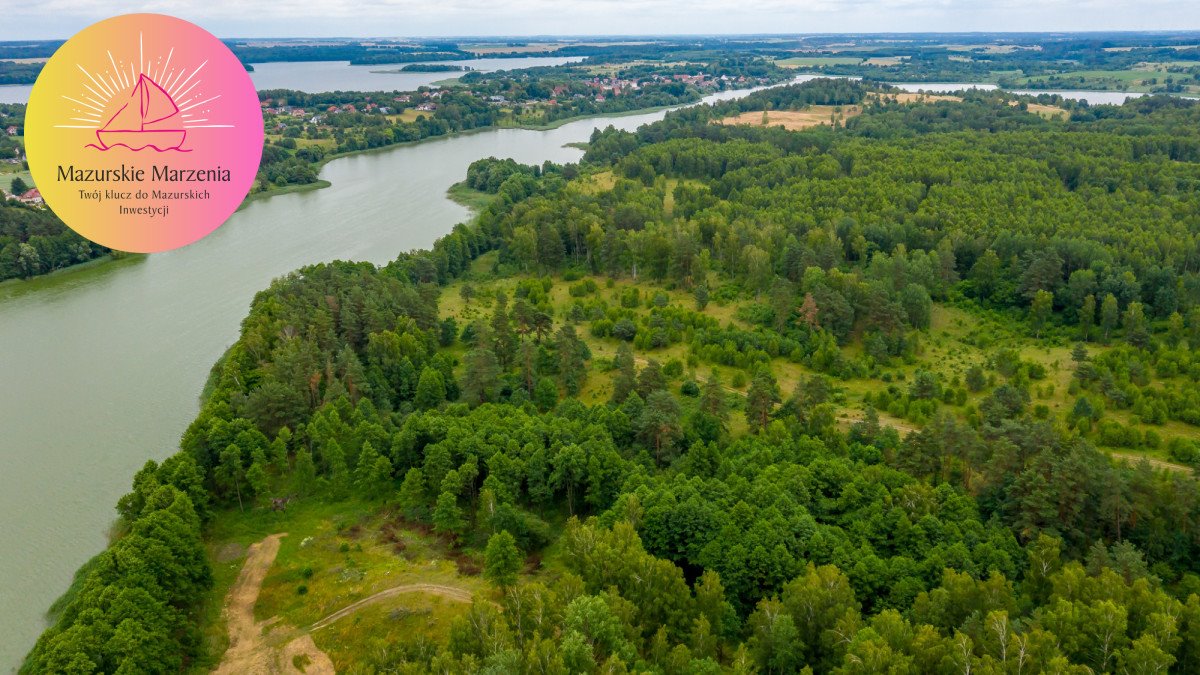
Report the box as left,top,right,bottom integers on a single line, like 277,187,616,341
3,0,1199,40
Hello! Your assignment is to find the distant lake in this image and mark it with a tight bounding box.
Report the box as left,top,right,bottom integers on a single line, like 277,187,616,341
248,56,583,92
0,84,31,104
0,56,585,104
885,81,1147,105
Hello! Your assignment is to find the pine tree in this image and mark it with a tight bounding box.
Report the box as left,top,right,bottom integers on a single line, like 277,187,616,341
694,284,710,311
1080,293,1096,341
1124,301,1150,349
484,530,522,590
432,490,465,538
1100,293,1120,342
398,468,427,520
293,448,317,496
556,324,590,396
1030,289,1054,338
354,441,393,498
746,370,781,431
215,444,245,511
534,376,558,411
638,390,683,465
491,293,517,368
462,346,500,405
700,373,728,421
414,367,447,410
323,439,350,498
637,359,667,398
246,460,269,501
611,344,637,404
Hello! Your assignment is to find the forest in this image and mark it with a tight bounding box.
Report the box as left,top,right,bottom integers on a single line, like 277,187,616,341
21,78,1200,674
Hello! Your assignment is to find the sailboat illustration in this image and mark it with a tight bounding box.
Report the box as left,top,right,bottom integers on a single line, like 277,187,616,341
93,73,188,152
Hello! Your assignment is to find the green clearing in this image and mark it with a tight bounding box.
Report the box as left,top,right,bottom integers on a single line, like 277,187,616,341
775,56,862,68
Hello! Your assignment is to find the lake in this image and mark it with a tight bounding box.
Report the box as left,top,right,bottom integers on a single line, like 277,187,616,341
0,82,781,671
247,56,583,92
0,56,584,104
886,81,1147,105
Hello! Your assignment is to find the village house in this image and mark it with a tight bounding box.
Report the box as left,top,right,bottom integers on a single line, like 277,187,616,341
290,108,306,117
488,95,507,102
394,94,411,103
5,126,17,136
416,103,437,112
17,188,42,205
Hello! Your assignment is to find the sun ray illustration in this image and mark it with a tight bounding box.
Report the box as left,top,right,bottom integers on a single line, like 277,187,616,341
169,60,206,98
61,95,103,113
77,64,113,98
54,41,233,145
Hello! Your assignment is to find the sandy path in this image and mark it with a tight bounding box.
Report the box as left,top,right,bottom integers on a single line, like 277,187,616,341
1111,452,1195,476
310,583,474,631
213,533,335,675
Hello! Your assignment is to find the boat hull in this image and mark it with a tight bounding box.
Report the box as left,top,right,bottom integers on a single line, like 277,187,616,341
95,130,187,151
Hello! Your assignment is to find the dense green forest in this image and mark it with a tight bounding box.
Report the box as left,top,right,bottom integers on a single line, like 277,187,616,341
23,79,1200,674
0,202,110,281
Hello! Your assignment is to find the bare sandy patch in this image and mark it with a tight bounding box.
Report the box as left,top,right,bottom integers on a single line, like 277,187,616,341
1010,101,1068,119
869,92,964,104
213,533,335,675
864,56,907,66
717,106,862,131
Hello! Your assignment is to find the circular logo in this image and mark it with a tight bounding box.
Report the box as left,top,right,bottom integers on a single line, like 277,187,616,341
25,14,263,253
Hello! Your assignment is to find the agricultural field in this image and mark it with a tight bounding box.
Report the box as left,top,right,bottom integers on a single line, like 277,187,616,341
717,105,862,130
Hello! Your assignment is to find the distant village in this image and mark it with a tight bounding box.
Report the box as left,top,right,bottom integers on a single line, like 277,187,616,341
259,69,769,132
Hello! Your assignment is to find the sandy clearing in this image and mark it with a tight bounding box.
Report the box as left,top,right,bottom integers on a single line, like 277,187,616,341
717,106,862,131
870,92,964,104
1110,452,1195,476
309,583,475,631
1021,102,1069,119
213,533,335,675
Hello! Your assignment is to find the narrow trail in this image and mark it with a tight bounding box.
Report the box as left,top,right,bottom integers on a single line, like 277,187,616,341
213,533,335,675
309,583,475,631
1110,452,1195,476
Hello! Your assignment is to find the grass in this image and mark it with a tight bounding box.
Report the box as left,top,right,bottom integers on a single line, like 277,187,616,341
1011,69,1160,91
439,255,1200,472
717,106,863,130
775,57,862,68
193,495,492,672
446,182,497,212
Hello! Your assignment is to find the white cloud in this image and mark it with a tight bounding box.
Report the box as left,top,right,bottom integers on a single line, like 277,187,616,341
2,0,1197,39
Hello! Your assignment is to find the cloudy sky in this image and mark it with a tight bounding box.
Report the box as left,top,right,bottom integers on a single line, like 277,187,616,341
4,0,1199,40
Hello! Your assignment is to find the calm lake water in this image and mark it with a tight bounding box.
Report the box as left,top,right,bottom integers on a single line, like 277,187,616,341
0,83,775,671
886,81,1146,105
247,56,583,92
0,56,583,104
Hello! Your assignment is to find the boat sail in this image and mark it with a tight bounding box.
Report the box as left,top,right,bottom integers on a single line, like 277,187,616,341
95,74,187,151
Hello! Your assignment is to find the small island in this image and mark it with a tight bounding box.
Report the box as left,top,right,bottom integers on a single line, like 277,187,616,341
371,64,474,73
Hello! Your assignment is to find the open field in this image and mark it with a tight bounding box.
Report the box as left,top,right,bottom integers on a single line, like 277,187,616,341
458,42,563,54
1021,102,1069,119
196,497,493,672
869,92,963,104
717,105,863,130
775,56,862,68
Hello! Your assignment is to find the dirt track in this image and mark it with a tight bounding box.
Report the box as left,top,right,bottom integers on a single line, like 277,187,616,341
1111,452,1195,476
309,583,474,631
212,533,335,675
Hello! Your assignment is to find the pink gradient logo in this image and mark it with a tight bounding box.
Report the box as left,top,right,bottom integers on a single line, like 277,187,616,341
26,14,264,253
